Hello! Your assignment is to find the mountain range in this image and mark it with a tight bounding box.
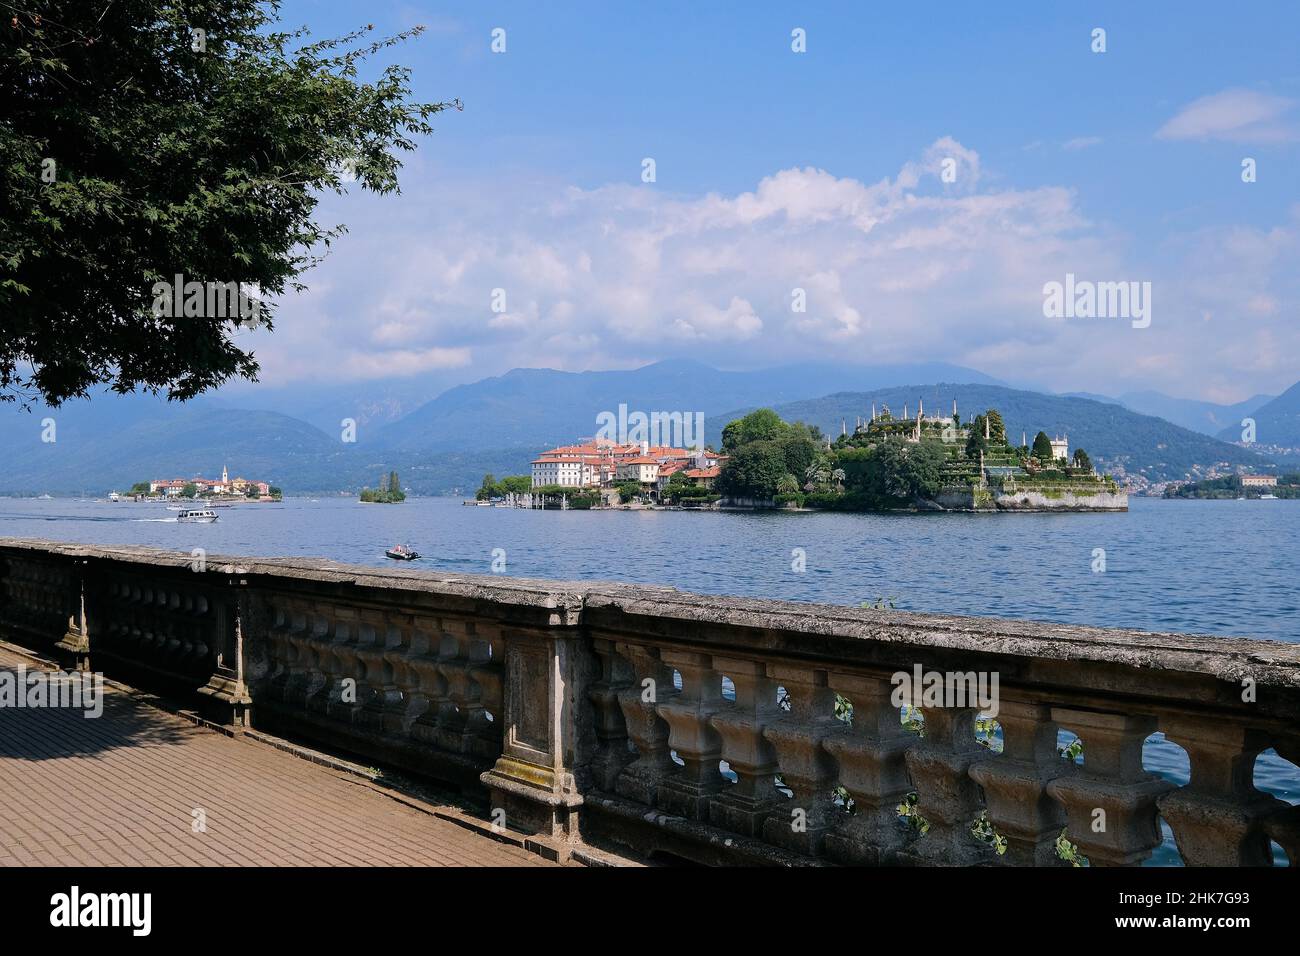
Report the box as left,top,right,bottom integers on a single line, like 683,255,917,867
0,360,1284,495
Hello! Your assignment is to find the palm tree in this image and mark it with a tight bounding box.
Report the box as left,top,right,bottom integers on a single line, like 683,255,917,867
831,468,846,490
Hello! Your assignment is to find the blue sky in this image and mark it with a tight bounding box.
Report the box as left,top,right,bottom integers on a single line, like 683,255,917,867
249,0,1300,403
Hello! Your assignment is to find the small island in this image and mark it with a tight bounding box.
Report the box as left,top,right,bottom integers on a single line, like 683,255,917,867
716,404,1125,512
360,471,407,503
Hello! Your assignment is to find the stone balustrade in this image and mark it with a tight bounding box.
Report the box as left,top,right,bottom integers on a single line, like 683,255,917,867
2,537,1297,867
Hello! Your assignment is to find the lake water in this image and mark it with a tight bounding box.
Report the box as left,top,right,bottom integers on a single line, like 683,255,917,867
1,495,1296,864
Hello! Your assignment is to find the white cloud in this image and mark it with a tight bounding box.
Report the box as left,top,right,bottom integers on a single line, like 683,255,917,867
1156,89,1298,142
256,142,1300,399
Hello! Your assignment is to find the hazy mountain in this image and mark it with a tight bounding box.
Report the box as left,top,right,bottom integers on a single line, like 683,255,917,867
1119,390,1273,437
1216,382,1300,448
372,359,1002,451
1,364,1278,495
707,384,1272,484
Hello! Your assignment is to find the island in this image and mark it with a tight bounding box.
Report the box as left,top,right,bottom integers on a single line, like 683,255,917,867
716,404,1126,512
360,471,407,503
481,402,1126,512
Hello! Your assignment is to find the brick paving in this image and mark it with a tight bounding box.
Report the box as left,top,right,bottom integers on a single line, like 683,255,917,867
0,649,551,867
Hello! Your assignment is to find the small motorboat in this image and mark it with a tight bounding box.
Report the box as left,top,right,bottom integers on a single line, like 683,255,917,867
385,544,420,561
177,509,218,523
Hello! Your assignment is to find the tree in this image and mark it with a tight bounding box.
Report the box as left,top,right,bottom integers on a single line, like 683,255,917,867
965,420,988,459
721,409,787,451
128,482,151,494
476,473,498,500
181,482,198,498
499,475,531,495
985,409,1007,445
1072,448,1093,472
717,440,788,499
861,440,945,504
2,3,456,407
1032,431,1055,461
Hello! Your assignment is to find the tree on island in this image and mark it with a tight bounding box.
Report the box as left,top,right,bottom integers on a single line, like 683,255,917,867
181,482,198,498
1032,431,1055,461
1072,449,1093,472
1,4,456,408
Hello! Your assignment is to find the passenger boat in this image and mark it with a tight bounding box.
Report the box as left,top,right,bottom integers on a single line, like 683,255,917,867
176,509,218,523
385,544,420,560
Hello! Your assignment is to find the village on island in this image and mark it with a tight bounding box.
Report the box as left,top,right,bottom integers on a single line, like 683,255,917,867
476,400,1127,513
116,465,281,502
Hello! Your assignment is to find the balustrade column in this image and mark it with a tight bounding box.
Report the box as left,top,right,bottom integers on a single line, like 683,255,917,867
969,699,1068,865
823,672,913,865
320,606,359,718
708,658,781,836
588,638,636,790
904,705,994,865
656,651,725,819
761,665,844,856
398,616,438,733
409,616,450,745
1046,709,1173,866
613,643,679,806
1157,716,1283,866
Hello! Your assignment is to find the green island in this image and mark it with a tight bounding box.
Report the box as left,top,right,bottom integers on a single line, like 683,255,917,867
1165,474,1300,499
715,406,1124,512
360,471,407,503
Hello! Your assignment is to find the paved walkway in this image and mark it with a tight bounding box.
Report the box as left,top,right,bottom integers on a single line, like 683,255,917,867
0,648,551,867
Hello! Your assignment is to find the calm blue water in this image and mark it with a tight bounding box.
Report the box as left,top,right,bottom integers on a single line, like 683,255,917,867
1,495,1295,864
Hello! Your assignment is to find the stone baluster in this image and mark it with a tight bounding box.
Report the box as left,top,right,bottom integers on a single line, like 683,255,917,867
456,630,499,758
381,615,415,735
282,602,315,706
295,610,329,710
904,704,994,865
656,651,725,819
1046,709,1174,866
588,638,635,791
435,621,473,751
823,672,913,864
397,616,437,734
407,616,446,742
466,632,505,755
1156,717,1284,866
761,665,844,855
708,658,781,837
263,599,296,700
969,699,1069,865
614,643,679,805
324,606,365,723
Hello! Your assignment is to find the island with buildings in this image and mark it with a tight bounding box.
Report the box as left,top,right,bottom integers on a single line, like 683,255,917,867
129,465,280,501
486,401,1127,512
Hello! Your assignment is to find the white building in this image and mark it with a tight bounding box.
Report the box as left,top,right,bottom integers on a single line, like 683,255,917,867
615,456,660,485
1050,436,1069,461
530,455,591,488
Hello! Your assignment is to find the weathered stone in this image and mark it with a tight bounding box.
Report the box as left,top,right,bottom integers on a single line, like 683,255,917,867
1046,709,1173,867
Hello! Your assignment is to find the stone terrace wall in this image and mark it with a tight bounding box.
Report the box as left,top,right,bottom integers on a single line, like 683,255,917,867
1,538,1297,867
